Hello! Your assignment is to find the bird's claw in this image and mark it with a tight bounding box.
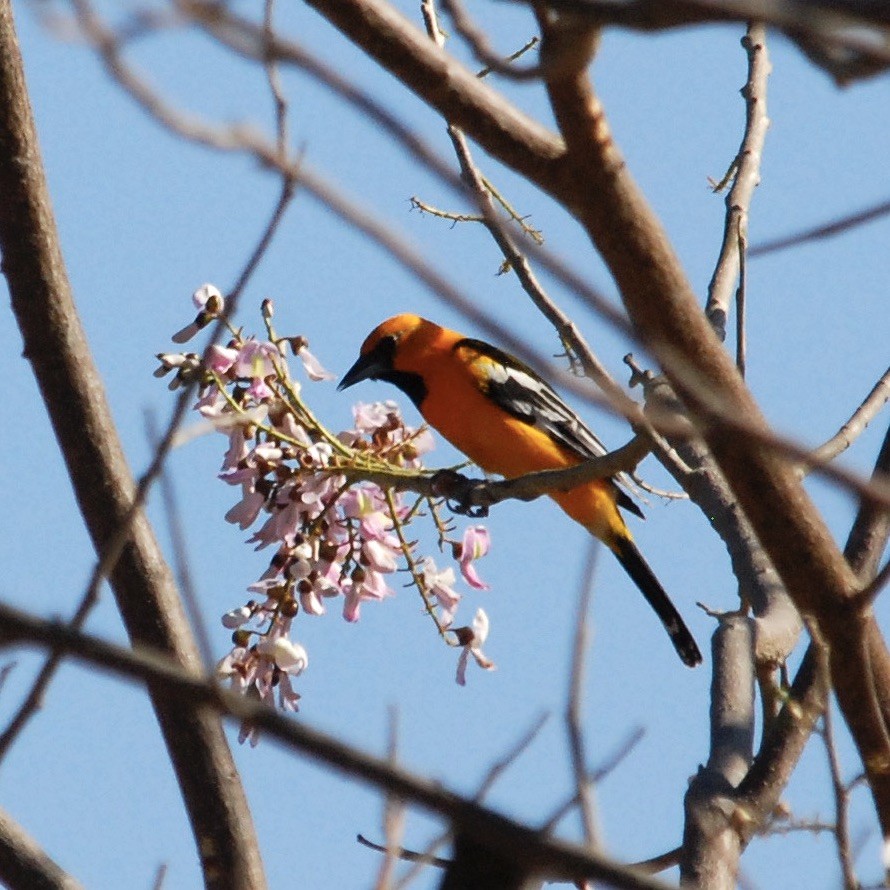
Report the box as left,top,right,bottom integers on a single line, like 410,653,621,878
430,470,491,518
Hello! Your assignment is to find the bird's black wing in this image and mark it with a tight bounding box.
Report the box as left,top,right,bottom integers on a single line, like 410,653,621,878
455,338,644,518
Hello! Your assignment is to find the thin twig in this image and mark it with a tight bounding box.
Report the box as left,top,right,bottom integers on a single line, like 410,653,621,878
263,0,289,159
819,705,859,889
409,196,484,224
150,863,168,890
735,221,747,377
358,834,450,868
630,846,681,874
750,198,890,258
704,23,770,343
565,545,601,848
374,706,405,890
808,366,890,467
145,411,214,670
477,36,540,79
759,816,836,837
440,0,544,80
541,726,645,834
394,711,549,888
419,0,623,414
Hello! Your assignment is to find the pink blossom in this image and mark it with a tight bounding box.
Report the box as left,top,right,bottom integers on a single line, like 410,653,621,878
405,428,436,460
340,485,386,520
420,560,461,626
304,441,333,468
455,608,495,686
230,339,280,403
225,489,266,530
234,339,279,381
221,605,253,629
343,568,391,622
362,537,400,573
221,425,249,471
195,386,226,418
251,443,284,465
207,344,238,375
153,352,202,390
257,636,309,674
172,284,225,343
217,646,252,690
277,673,301,712
457,525,491,590
248,498,302,550
218,622,309,743
247,376,275,402
192,283,224,312
352,400,401,434
297,346,335,382
289,557,340,616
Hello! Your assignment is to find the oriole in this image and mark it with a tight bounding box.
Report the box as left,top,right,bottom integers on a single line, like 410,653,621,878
339,314,701,667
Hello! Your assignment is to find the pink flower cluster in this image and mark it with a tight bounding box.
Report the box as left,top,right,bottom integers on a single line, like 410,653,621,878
156,287,496,739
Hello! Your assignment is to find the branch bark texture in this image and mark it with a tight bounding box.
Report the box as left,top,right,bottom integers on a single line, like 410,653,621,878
0,2,264,886
0,807,83,890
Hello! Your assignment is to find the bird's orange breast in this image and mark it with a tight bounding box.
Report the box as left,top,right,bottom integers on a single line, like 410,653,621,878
412,350,623,545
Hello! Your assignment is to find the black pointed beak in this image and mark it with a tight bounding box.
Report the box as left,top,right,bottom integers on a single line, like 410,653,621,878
338,338,395,391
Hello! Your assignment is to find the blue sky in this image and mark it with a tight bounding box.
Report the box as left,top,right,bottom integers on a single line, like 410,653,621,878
2,1,889,887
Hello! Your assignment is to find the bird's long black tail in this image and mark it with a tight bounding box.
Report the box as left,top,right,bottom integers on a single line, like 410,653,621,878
611,535,702,667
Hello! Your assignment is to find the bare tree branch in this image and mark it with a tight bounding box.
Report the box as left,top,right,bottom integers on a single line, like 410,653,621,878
808,366,890,467
0,808,83,890
534,3,890,834
750,198,890,257
565,546,602,849
146,411,214,670
440,0,544,80
394,712,550,888
735,422,890,848
705,23,770,346
0,2,264,885
504,0,890,83
681,613,755,888
819,704,859,889
0,601,679,890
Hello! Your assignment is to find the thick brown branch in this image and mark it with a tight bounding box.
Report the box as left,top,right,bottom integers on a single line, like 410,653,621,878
681,614,754,888
736,423,890,847
0,2,264,886
536,11,890,835
212,0,567,191
0,808,83,890
0,603,676,890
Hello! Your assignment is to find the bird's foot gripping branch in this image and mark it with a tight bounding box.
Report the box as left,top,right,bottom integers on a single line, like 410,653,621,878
155,286,495,741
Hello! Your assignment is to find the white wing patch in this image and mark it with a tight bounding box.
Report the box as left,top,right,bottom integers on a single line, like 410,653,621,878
457,338,644,518
486,363,610,462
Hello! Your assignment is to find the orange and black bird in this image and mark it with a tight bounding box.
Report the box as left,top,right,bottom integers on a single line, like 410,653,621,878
339,314,701,667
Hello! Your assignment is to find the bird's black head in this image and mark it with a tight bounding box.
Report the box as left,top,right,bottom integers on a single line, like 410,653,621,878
339,316,428,408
